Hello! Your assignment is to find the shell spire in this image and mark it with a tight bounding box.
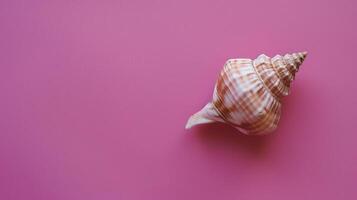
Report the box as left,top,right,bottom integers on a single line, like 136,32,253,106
186,51,308,135
254,51,307,98
271,52,307,93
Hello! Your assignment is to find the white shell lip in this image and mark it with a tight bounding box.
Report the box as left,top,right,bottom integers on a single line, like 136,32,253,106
185,103,221,130
185,114,213,129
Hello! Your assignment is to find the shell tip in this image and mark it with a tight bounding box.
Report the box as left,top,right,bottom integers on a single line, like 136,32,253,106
185,116,195,129
185,103,219,130
301,51,308,58
185,114,215,130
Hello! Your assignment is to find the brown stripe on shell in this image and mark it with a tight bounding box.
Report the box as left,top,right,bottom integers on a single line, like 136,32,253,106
213,62,239,120
252,60,280,102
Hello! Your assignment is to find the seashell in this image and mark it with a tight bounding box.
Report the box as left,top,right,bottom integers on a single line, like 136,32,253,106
186,52,307,135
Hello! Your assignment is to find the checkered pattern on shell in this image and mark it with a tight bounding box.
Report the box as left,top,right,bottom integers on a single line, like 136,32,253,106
186,52,307,135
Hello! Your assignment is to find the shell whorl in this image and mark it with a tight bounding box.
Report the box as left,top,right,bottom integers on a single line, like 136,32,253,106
254,52,307,99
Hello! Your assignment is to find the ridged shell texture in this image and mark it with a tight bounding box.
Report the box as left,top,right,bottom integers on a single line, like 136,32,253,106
186,52,307,135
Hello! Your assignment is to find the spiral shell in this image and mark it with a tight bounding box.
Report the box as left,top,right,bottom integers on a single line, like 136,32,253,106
186,52,307,135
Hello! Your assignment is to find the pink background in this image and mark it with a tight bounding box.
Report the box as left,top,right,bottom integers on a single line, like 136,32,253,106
1,0,356,199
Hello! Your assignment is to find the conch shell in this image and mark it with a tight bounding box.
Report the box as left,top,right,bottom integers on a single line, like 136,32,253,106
186,52,307,135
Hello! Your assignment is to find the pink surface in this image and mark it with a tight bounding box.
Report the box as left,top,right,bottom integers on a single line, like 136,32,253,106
1,0,356,199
